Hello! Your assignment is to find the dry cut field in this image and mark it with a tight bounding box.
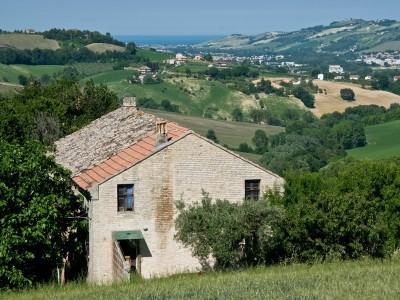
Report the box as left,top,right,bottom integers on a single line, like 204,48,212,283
311,80,400,117
85,43,125,53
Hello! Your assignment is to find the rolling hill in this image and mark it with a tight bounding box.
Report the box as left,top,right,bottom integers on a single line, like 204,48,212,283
0,33,60,50
195,19,400,54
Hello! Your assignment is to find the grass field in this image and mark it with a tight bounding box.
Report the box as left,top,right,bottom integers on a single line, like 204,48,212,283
2,259,399,300
85,43,125,53
0,33,60,50
142,109,284,149
136,49,173,61
0,64,64,85
347,119,400,160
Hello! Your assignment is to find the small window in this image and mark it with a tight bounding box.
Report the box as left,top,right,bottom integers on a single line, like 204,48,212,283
118,184,134,211
245,179,260,200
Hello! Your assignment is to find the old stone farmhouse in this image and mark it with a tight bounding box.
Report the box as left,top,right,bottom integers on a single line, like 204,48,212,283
55,97,283,283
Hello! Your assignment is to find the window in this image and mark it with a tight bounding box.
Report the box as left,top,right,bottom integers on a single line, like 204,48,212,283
118,184,134,211
245,179,260,200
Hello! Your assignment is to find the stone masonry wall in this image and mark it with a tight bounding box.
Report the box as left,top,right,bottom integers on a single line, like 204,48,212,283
87,133,283,282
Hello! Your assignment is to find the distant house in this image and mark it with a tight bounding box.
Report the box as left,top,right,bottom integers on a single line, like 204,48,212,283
334,76,344,80
194,54,203,61
350,75,360,80
393,75,400,81
365,76,372,80
25,28,36,34
139,66,152,75
176,53,188,62
55,97,283,283
0,44,7,49
317,74,324,80
329,65,344,74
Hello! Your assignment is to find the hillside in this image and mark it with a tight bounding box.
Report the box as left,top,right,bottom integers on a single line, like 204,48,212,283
311,80,400,117
85,43,125,53
196,19,400,54
347,119,400,160
0,33,60,50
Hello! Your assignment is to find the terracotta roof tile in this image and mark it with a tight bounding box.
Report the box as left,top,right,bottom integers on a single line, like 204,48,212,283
72,121,189,189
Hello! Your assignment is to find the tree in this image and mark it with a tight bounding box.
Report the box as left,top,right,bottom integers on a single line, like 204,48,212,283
252,129,268,153
0,141,86,290
18,74,28,86
292,87,315,108
203,53,213,62
231,107,244,122
126,42,137,55
206,129,219,143
340,88,355,101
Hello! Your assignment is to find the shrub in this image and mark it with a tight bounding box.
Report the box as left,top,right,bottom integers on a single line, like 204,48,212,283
340,88,355,101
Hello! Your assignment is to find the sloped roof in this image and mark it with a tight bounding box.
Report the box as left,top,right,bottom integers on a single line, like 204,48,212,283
55,103,189,190
71,122,189,190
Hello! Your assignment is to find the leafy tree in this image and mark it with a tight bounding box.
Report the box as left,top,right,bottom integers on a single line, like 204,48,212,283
252,129,268,153
292,87,315,108
203,53,213,62
0,141,86,290
231,107,244,122
238,142,252,153
18,74,28,86
126,42,137,55
206,129,219,143
340,88,355,101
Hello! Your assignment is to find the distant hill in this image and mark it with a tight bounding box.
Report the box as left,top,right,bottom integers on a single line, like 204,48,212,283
0,33,60,50
195,19,400,54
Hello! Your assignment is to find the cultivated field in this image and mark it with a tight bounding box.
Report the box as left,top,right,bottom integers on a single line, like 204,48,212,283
142,108,284,148
2,259,399,300
0,33,59,50
85,43,125,53
311,80,400,117
347,119,400,160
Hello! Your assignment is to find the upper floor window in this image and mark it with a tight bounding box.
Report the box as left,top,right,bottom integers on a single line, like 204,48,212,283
245,179,260,200
118,184,134,211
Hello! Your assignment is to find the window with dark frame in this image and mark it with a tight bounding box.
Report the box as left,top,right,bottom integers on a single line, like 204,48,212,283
117,184,134,211
245,179,260,200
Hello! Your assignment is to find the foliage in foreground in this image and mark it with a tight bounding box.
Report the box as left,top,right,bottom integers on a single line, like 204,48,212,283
175,159,400,269
174,191,283,268
1,259,400,300
272,158,400,262
0,141,87,290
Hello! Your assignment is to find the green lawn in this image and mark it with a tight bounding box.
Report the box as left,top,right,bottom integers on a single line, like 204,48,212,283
2,259,399,300
136,49,173,61
347,120,400,159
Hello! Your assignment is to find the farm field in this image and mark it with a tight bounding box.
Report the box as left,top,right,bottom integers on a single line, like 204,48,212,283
347,119,400,160
0,33,60,50
2,259,399,300
311,80,400,117
0,64,64,84
142,108,284,149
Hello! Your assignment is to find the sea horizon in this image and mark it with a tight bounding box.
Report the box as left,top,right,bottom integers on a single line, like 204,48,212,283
113,35,225,46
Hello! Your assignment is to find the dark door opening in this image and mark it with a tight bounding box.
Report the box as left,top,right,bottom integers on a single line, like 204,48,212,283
119,239,141,275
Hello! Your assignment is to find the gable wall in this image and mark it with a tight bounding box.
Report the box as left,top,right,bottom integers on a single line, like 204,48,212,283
87,133,282,282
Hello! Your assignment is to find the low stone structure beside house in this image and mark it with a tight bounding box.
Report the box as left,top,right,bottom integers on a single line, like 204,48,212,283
55,97,283,283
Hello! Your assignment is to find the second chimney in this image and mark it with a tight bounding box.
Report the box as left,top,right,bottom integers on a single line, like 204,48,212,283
156,120,168,148
122,96,137,117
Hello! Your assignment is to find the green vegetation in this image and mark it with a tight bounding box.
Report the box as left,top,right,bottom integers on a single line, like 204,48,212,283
347,119,400,159
340,88,356,101
0,33,60,50
0,140,85,290
1,259,399,299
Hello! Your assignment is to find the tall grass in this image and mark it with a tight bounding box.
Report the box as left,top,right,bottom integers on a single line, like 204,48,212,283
2,259,399,300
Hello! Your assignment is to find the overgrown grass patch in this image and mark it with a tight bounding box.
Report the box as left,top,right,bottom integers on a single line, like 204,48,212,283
2,259,399,300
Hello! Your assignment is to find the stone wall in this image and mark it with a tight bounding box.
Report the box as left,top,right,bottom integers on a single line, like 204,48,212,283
87,133,283,282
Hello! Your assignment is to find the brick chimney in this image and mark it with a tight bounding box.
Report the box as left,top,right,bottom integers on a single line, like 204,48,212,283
122,96,137,117
156,120,169,149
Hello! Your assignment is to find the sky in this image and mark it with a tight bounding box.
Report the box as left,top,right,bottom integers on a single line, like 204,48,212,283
1,0,400,36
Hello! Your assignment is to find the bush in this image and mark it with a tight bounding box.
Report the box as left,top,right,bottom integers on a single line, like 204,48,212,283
174,191,283,269
340,88,355,101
